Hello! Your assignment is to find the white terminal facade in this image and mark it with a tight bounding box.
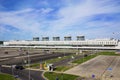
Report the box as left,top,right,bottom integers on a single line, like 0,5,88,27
3,36,120,48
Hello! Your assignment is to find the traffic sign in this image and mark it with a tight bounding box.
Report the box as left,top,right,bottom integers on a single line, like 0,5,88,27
92,74,95,78
107,68,112,71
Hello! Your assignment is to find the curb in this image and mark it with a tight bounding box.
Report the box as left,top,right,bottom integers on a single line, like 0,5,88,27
42,71,49,80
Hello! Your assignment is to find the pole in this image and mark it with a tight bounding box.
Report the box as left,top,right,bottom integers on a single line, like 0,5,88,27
28,54,30,80
27,50,30,80
77,45,78,55
11,65,14,76
83,50,84,63
64,48,65,57
11,65,16,80
0,65,1,73
62,70,63,80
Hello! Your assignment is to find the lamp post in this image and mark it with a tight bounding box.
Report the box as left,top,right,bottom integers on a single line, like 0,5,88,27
61,70,63,80
11,65,16,80
64,48,65,57
83,49,84,63
26,51,30,80
11,65,14,76
0,65,1,73
28,54,30,80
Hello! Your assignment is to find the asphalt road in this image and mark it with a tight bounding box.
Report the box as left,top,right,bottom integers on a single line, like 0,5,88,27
1,67,45,80
0,52,73,80
0,52,72,65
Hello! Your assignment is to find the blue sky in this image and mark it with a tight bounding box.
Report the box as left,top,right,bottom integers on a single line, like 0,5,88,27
0,0,120,40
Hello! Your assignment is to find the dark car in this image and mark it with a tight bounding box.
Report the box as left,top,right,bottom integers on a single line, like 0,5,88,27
84,54,88,57
15,65,24,70
4,51,8,54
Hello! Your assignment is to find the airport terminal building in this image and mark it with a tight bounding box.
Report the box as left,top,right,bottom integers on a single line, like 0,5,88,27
3,36,120,49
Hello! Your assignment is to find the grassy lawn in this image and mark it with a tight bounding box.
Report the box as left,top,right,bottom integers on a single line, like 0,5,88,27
72,51,119,64
55,51,120,71
26,54,76,68
0,73,15,80
45,55,73,63
72,54,97,64
26,51,119,71
55,65,73,72
44,72,79,80
99,51,119,56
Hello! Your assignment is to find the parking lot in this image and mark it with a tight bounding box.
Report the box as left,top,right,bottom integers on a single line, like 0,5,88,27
65,55,120,80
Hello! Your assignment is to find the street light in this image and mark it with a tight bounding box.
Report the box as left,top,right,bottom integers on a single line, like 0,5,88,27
11,65,14,76
0,65,1,72
26,51,31,80
64,48,65,57
19,48,25,67
82,48,85,63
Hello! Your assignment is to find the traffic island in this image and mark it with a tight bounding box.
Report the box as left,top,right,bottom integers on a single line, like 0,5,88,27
44,71,80,80
0,73,16,80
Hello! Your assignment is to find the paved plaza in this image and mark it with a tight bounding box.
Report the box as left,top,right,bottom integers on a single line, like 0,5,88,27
65,55,120,80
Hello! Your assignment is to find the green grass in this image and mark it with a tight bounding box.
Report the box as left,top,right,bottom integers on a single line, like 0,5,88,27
44,72,79,80
72,54,97,64
72,51,119,64
27,51,119,70
0,73,15,80
99,51,119,56
30,63,40,68
46,56,68,63
46,54,76,63
26,54,76,68
55,66,73,72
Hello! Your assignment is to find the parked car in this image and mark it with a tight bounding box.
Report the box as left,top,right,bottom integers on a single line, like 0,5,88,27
15,65,24,70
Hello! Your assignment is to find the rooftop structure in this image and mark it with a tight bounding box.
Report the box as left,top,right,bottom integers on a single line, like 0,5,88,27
64,36,72,41
33,37,39,41
53,37,60,41
77,36,85,41
42,37,49,41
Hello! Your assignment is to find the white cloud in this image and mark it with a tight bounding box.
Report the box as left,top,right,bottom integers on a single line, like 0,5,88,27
52,0,119,27
41,8,53,14
0,0,120,40
46,0,120,38
0,8,54,36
